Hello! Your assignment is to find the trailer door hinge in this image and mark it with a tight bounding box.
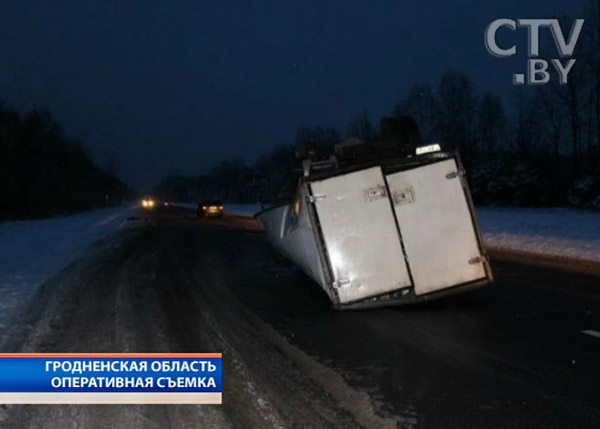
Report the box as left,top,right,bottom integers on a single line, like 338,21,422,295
331,278,350,288
468,256,487,265
307,194,326,203
446,169,466,180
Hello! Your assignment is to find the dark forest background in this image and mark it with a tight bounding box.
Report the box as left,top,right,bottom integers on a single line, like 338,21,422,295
0,105,128,220
2,3,599,219
156,4,600,211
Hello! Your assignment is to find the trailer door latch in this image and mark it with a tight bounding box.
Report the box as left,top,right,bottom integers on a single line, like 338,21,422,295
446,169,466,180
364,185,388,202
392,187,416,206
331,278,350,288
307,194,326,203
468,256,487,265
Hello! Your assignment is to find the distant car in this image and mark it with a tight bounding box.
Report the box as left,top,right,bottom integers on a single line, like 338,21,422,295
141,197,156,209
197,200,224,218
163,201,174,208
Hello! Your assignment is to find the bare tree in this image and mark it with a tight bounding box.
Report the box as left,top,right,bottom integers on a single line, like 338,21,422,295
345,109,376,141
510,86,547,159
478,92,507,155
539,87,565,175
394,83,439,141
582,0,600,167
540,14,591,178
437,70,477,156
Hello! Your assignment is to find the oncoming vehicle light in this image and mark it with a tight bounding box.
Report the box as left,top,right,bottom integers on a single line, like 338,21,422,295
415,143,441,155
141,198,155,208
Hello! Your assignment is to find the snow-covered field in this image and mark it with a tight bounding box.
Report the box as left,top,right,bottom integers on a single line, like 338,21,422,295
477,207,600,264
0,205,135,329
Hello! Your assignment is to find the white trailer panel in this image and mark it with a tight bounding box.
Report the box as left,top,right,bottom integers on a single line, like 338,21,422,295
310,167,411,303
385,159,487,295
256,151,492,309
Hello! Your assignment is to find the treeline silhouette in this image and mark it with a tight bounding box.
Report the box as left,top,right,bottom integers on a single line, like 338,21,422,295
0,104,128,220
157,63,600,210
156,3,600,211
155,146,299,205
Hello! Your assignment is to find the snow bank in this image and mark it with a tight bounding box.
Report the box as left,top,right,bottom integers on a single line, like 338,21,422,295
477,207,600,263
0,205,134,328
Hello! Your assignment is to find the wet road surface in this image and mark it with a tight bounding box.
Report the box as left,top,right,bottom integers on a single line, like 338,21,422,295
1,206,599,428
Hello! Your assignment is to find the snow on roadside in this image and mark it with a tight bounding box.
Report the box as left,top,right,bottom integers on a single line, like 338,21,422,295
477,207,600,263
0,205,134,328
221,203,600,264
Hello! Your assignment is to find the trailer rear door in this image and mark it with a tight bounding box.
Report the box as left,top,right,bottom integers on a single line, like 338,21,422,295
385,159,487,296
310,167,411,304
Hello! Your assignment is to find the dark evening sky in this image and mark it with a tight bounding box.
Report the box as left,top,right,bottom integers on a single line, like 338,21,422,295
0,0,587,189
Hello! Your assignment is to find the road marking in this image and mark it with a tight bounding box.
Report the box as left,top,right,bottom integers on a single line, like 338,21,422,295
581,330,600,339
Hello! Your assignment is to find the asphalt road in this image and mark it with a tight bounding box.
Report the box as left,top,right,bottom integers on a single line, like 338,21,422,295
1,206,599,428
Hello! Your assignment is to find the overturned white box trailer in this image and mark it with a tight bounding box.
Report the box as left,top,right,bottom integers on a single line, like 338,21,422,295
256,150,493,309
